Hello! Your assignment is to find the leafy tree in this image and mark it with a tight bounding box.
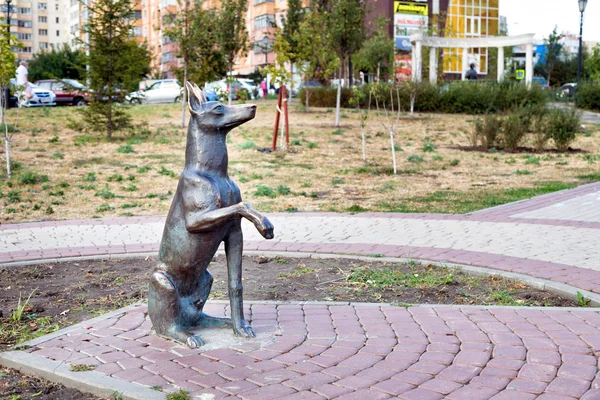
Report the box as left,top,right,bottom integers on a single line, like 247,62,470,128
163,0,225,128
78,0,150,139
353,16,394,83
281,0,304,103
217,0,249,105
585,44,600,81
294,10,339,111
0,24,17,179
326,0,367,126
28,44,85,82
543,27,565,87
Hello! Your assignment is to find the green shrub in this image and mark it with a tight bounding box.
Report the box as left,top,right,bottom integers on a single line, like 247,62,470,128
473,114,501,150
117,144,134,154
19,171,45,185
407,155,424,163
501,113,528,151
545,108,581,151
254,185,276,198
276,185,291,195
422,142,437,152
299,82,546,114
575,83,600,111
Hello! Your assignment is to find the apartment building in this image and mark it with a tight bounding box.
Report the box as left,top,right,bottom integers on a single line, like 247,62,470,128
1,0,69,59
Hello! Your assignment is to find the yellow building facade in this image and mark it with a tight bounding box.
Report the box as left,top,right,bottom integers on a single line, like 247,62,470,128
442,0,500,75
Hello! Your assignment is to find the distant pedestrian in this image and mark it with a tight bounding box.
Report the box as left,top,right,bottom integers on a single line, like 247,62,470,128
261,80,267,98
15,60,32,106
466,63,478,80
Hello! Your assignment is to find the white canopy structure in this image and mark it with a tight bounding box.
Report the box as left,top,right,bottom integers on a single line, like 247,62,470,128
409,32,536,85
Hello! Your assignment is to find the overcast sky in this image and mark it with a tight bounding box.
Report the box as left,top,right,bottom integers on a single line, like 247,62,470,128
500,0,600,42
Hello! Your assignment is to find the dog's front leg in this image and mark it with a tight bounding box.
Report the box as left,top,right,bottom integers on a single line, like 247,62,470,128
225,222,255,338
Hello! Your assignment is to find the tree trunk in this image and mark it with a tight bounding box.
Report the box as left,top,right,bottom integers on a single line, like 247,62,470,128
289,63,293,106
389,128,397,175
377,62,380,82
107,99,113,140
335,66,342,127
1,90,11,179
181,63,188,128
361,125,366,161
348,57,353,87
228,65,233,106
305,75,309,112
410,90,415,119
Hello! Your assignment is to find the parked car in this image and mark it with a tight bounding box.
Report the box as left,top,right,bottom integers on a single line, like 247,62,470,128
531,76,549,89
35,79,89,106
237,78,259,99
204,79,246,101
127,79,182,104
10,79,56,107
561,83,577,98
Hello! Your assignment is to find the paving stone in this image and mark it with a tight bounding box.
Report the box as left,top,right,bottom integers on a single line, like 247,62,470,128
445,384,498,399
282,372,337,391
420,380,463,397
506,379,548,394
312,383,354,399
545,376,591,397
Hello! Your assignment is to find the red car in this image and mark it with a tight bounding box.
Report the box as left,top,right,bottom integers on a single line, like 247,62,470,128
34,79,90,106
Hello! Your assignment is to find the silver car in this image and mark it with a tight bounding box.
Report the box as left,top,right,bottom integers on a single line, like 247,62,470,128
127,79,182,104
10,79,57,107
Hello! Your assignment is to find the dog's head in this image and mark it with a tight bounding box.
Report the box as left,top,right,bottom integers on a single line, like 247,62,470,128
186,82,256,132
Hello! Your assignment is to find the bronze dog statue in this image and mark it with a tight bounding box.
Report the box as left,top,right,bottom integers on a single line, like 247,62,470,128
148,82,274,348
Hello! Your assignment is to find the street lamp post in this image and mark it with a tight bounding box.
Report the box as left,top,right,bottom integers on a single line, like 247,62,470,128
577,0,588,83
5,0,12,45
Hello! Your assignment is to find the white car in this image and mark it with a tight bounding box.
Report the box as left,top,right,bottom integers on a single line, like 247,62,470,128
10,79,56,107
237,78,258,99
127,79,182,104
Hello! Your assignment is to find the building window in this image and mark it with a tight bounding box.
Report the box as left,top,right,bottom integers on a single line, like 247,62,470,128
39,16,47,22
56,30,60,36
18,20,32,27
38,3,46,9
253,0,273,4
39,29,48,36
70,23,79,34
18,7,31,14
17,33,32,40
254,14,275,30
55,4,59,10
56,17,59,23
40,42,48,49
21,46,32,53
161,52,172,63
132,10,142,19
466,16,481,36
132,26,142,36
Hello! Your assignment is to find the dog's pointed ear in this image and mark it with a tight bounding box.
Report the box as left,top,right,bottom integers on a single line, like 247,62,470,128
186,81,203,113
192,82,208,103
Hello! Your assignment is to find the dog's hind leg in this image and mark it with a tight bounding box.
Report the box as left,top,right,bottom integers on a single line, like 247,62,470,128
196,269,233,328
225,223,255,338
149,270,205,348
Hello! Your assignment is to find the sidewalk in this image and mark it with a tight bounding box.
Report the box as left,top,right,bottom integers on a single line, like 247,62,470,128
2,182,600,399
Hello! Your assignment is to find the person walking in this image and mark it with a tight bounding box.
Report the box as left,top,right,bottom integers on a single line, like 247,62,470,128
466,63,478,80
15,60,31,106
260,80,267,99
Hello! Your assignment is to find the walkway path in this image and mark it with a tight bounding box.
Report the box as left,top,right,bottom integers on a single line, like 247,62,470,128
2,182,600,400
2,181,600,294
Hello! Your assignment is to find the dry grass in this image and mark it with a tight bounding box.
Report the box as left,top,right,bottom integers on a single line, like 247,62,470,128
1,100,599,223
